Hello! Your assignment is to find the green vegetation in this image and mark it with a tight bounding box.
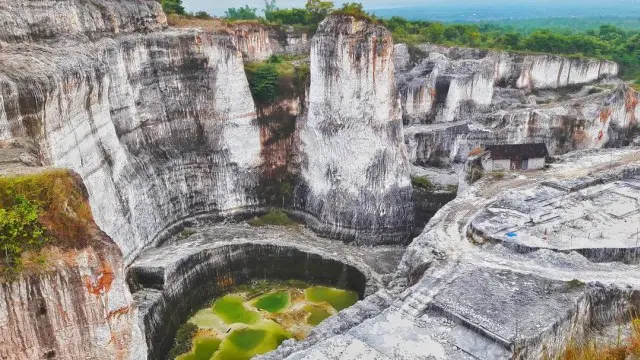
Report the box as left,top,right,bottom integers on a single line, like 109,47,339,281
487,171,505,180
231,279,310,298
411,175,434,191
212,294,260,325
224,5,259,20
383,18,640,81
552,319,640,360
253,290,291,313
304,286,359,311
331,2,377,23
0,170,93,278
0,196,47,277
176,336,221,360
244,55,309,105
169,323,199,359
159,0,185,15
566,279,586,290
247,210,297,227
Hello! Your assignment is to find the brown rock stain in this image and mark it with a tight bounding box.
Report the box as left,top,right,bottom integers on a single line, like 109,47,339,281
107,306,131,320
84,262,114,295
600,107,612,123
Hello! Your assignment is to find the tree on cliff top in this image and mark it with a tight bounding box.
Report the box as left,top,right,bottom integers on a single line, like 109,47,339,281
306,0,334,23
225,5,259,20
159,0,185,15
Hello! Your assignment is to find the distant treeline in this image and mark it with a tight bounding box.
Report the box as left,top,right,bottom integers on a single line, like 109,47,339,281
386,18,640,79
162,0,640,84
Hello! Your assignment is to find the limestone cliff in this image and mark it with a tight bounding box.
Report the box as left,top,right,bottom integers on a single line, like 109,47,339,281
295,15,414,244
0,0,263,263
0,156,145,360
396,43,635,167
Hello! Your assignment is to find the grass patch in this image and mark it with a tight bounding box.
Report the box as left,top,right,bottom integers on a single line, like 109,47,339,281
0,170,93,278
247,210,297,227
467,165,484,183
169,322,199,359
553,319,640,360
244,55,309,105
411,175,434,191
176,336,221,360
488,171,505,180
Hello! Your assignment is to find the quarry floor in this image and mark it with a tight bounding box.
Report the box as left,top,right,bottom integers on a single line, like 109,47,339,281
256,147,640,360
129,148,640,360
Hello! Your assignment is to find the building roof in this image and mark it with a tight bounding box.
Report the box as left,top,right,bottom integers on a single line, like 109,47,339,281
485,143,549,160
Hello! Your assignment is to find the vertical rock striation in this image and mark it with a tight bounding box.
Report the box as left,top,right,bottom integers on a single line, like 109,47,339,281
0,168,145,360
0,1,263,263
296,15,414,244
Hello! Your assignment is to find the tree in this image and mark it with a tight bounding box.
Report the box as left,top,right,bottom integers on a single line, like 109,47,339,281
193,11,212,19
305,0,334,23
264,0,278,14
160,0,185,15
224,5,259,20
266,8,310,25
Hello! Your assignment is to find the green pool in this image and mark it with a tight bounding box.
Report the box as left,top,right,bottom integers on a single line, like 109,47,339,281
173,283,359,359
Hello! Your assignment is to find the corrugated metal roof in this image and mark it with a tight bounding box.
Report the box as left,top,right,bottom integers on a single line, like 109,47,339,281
485,143,549,160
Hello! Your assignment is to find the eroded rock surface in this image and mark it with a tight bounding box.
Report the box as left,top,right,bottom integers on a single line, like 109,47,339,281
396,43,639,169
128,224,405,359
295,15,414,244
0,148,145,360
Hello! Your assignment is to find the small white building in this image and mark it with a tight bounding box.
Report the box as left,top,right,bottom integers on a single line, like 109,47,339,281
481,143,548,171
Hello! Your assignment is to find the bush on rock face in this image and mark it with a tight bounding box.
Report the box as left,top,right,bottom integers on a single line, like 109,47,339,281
0,196,48,277
0,170,94,278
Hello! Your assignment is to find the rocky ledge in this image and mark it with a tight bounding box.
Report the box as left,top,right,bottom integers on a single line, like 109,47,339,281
127,224,405,359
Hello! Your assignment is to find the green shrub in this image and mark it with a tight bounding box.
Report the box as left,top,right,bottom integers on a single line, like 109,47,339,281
160,0,185,15
245,61,280,104
245,55,309,105
411,176,434,191
0,170,94,278
488,171,505,180
224,5,259,20
446,184,459,193
466,165,484,183
168,322,198,358
248,210,297,227
332,3,377,23
0,196,48,277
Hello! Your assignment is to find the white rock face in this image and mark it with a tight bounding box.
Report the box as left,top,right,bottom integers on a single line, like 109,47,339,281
398,44,620,126
397,43,636,167
0,3,262,264
228,23,311,61
0,246,146,360
516,55,619,90
0,170,145,360
297,15,413,244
